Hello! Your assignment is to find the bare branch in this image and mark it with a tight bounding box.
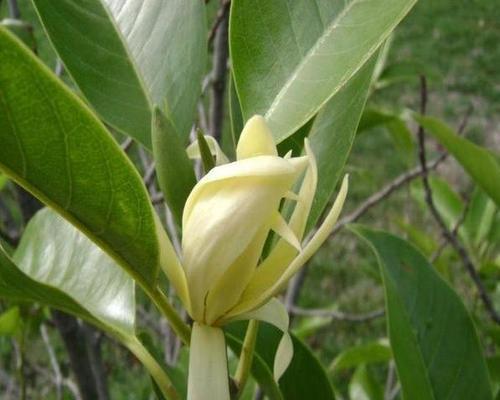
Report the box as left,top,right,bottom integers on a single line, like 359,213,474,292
416,76,500,325
207,0,231,46
209,0,230,141
120,137,134,153
40,325,63,400
7,0,21,19
289,305,384,323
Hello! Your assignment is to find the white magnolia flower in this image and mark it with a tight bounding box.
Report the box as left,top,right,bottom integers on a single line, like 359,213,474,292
161,115,348,400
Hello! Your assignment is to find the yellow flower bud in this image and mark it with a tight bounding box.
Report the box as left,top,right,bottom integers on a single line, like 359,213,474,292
164,115,348,400
182,116,308,324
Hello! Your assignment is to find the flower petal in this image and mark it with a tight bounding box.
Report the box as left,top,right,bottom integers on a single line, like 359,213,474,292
224,141,318,315
155,214,190,312
225,298,293,381
270,212,301,251
204,226,269,325
188,323,230,400
237,115,277,160
182,158,300,321
227,175,348,317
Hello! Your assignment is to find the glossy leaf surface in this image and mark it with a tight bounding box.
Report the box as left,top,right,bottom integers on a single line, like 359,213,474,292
353,225,493,400
230,0,417,142
0,28,161,287
33,0,207,144
307,55,376,231
14,209,135,336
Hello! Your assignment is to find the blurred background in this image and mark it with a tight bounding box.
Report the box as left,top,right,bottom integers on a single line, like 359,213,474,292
0,0,498,399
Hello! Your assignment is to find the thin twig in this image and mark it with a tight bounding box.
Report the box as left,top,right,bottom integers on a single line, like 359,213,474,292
416,75,500,325
384,361,396,400
142,161,156,188
120,137,134,153
330,155,447,238
289,306,384,323
209,0,230,141
7,0,21,19
430,194,472,263
207,0,231,46
40,325,63,400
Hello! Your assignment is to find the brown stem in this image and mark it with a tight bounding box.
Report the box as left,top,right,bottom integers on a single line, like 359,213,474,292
209,0,230,141
416,76,500,325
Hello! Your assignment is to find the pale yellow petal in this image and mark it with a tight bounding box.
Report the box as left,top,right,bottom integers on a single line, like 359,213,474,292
237,115,278,160
227,175,348,317
225,141,318,316
182,174,296,321
223,298,293,381
155,214,190,312
205,226,269,325
270,212,301,251
187,323,230,400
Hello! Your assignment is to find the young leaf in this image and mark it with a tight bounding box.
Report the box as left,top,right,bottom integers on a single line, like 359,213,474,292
329,340,392,374
415,115,500,207
226,322,335,400
152,108,197,227
33,0,207,145
352,225,493,400
230,0,417,142
348,365,384,400
0,28,162,288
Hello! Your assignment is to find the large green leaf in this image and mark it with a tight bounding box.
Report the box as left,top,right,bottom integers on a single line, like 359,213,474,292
230,0,417,142
1,208,178,398
353,226,493,400
33,0,207,145
415,115,500,207
226,322,335,400
14,208,135,336
0,28,161,288
306,54,377,231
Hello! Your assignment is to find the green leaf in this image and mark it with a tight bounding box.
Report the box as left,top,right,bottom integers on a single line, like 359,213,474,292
464,188,498,248
229,73,244,152
4,208,179,399
226,322,335,400
352,225,493,400
230,0,417,142
1,18,36,51
329,340,392,374
0,28,161,288
33,0,207,145
415,115,500,207
0,306,21,336
196,130,216,173
14,209,135,336
226,323,283,400
357,108,398,134
348,365,384,400
306,55,377,231
152,108,196,227
411,177,464,231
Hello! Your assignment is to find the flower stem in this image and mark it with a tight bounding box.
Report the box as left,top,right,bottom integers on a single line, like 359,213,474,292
150,286,191,345
234,320,259,398
126,336,180,400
